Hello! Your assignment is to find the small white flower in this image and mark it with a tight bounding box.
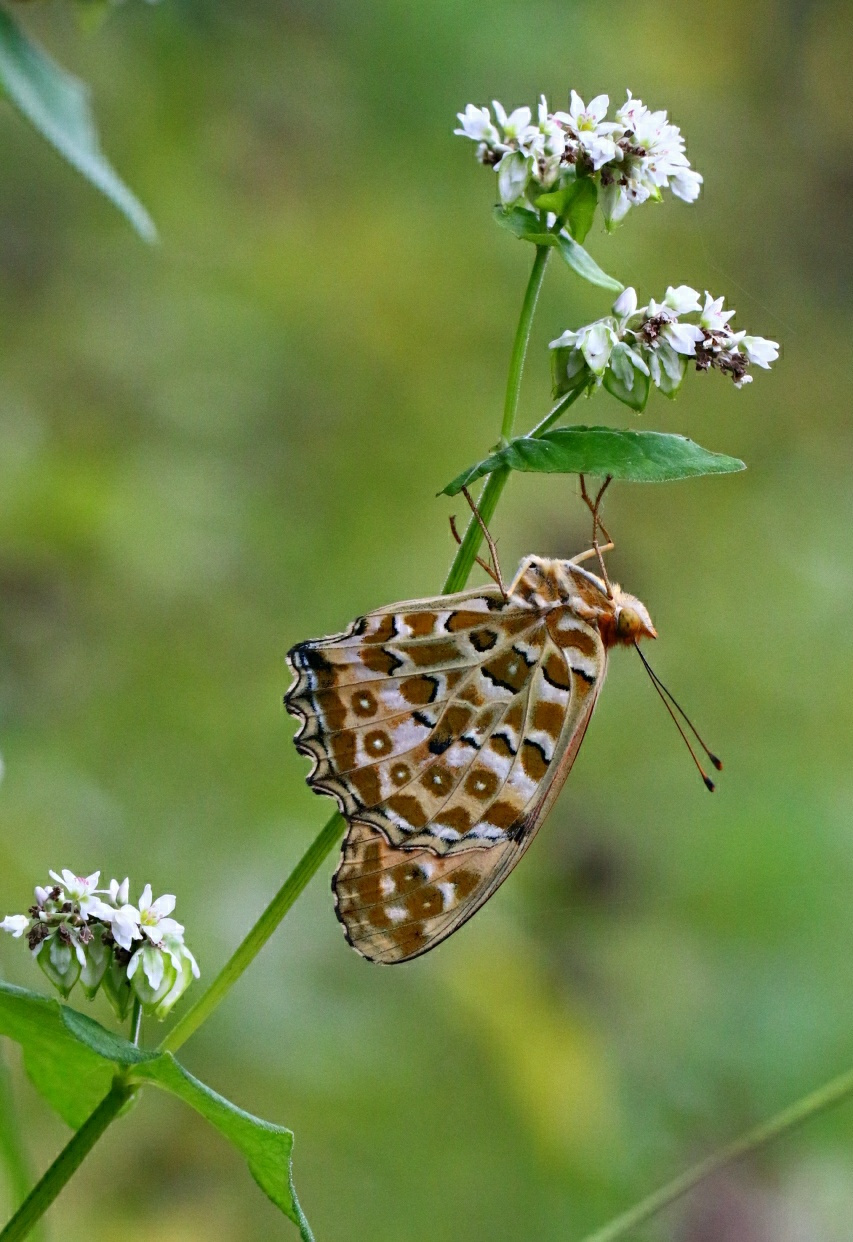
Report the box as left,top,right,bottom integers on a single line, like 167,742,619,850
612,287,638,319
532,95,566,158
492,100,533,145
0,915,30,938
663,320,705,356
34,886,50,907
108,877,130,906
48,869,106,919
104,903,143,951
740,335,780,369
554,91,620,170
454,104,500,147
699,292,736,333
580,322,618,375
551,321,617,377
136,884,184,946
663,285,701,315
670,167,703,203
647,340,687,389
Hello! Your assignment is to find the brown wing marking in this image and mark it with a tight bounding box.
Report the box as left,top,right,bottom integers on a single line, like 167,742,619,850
333,822,524,963
334,662,605,963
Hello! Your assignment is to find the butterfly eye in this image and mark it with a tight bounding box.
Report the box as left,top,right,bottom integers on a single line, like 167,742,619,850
615,603,657,641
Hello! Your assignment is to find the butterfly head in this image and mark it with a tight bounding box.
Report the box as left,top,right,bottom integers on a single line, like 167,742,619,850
602,586,657,648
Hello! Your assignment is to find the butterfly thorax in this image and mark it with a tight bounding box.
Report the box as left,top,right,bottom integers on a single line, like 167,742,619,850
511,557,656,649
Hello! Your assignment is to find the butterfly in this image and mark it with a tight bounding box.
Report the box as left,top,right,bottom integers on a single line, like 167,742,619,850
284,553,660,964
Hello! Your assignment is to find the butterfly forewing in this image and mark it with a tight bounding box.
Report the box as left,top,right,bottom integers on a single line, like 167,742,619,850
285,557,611,962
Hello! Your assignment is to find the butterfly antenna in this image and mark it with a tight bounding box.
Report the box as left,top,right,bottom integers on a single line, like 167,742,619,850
634,643,720,792
635,645,723,771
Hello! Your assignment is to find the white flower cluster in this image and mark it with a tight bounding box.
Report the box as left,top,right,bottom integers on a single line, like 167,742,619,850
1,869,199,1021
455,91,702,227
550,286,779,402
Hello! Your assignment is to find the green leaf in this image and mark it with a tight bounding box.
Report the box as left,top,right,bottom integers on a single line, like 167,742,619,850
440,426,746,494
536,178,599,243
549,232,622,292
0,7,157,241
0,979,119,1126
494,202,620,291
133,1056,314,1242
492,203,540,240
565,178,598,243
0,982,313,1238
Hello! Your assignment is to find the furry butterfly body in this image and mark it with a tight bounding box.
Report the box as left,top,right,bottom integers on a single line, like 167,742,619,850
285,556,655,963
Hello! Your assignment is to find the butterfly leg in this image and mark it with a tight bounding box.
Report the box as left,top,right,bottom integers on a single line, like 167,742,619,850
579,474,614,594
458,485,509,601
448,514,507,589
571,541,614,567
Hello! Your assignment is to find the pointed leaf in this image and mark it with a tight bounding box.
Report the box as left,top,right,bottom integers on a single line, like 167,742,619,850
133,1056,314,1241
440,426,745,494
492,203,540,240
0,982,313,1237
0,7,157,241
550,231,622,292
565,177,598,243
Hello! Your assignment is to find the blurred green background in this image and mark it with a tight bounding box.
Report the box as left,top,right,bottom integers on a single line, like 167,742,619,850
1,0,852,1238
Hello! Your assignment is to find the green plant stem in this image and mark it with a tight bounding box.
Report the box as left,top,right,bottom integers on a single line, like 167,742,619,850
0,242,555,1242
501,243,551,442
527,382,586,439
0,1079,133,1242
579,1064,853,1242
443,243,552,594
443,381,586,595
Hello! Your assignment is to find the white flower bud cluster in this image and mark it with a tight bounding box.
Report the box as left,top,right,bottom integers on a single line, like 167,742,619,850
1,869,199,1021
455,91,702,226
550,286,779,400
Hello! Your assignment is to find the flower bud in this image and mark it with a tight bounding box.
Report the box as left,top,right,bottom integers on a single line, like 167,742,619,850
80,925,110,999
612,286,637,318
34,886,49,907
128,943,177,1011
103,956,134,1021
37,934,81,998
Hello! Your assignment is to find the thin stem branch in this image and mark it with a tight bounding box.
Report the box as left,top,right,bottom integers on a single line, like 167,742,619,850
579,1064,853,1242
501,243,551,442
527,382,587,439
130,998,143,1047
443,243,552,594
0,1080,133,1242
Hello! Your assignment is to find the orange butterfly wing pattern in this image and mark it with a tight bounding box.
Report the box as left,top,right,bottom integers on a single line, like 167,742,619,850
285,556,655,963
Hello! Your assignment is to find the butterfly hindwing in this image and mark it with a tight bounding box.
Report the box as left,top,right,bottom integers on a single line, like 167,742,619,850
333,670,603,962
